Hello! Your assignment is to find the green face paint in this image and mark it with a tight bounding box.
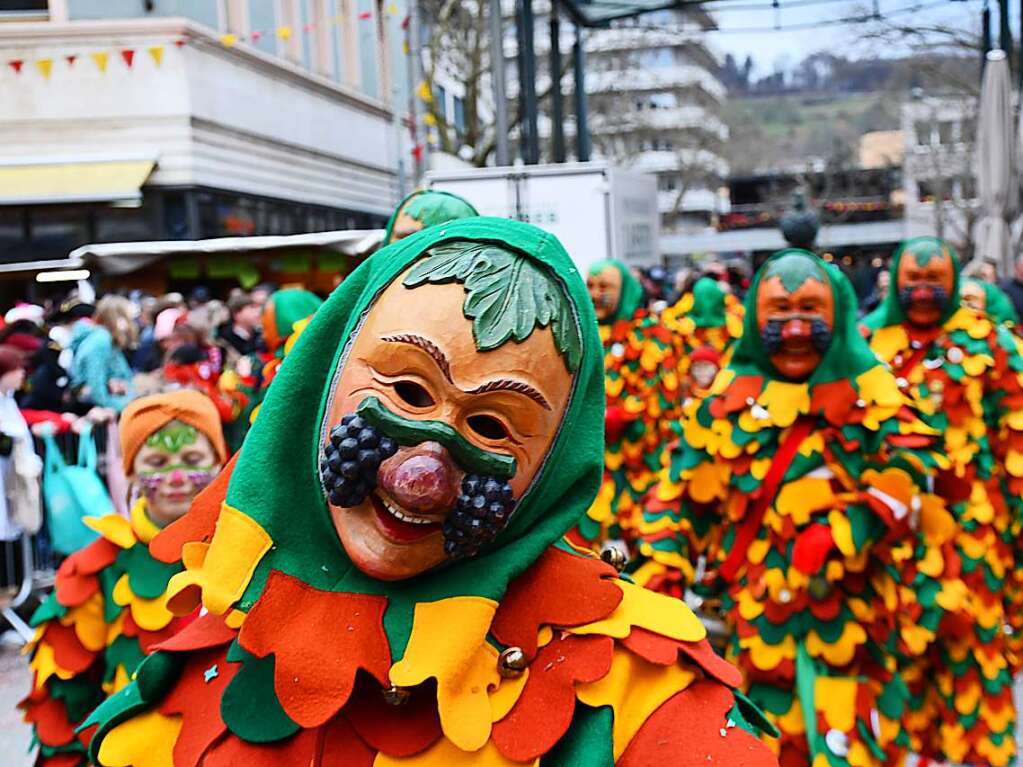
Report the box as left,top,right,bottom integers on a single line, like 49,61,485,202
145,423,198,454
357,396,517,479
764,253,827,294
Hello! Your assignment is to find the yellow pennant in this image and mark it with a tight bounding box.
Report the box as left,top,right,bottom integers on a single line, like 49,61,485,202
91,51,109,73
35,58,53,79
387,2,398,14
416,80,432,102
220,33,238,47
277,26,292,40
148,46,164,67
423,112,437,127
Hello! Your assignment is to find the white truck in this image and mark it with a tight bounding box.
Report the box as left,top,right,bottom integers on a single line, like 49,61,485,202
425,161,660,273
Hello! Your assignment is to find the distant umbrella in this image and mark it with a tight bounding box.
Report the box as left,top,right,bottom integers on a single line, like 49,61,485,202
975,50,1016,278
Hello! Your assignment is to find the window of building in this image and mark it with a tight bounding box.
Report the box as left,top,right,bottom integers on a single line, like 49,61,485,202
649,92,677,109
0,209,28,263
338,0,360,87
435,84,448,121
222,0,248,35
28,207,91,262
937,121,954,145
0,0,47,13
357,0,379,97
310,0,335,78
277,0,304,65
659,175,677,192
453,95,466,137
960,118,976,145
914,121,932,146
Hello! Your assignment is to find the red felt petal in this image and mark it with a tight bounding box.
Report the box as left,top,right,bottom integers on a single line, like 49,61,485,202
618,680,778,766
320,713,377,767
54,538,120,607
42,622,97,674
137,613,197,654
150,453,237,564
491,547,622,659
159,646,240,767
153,612,238,653
620,629,743,689
239,571,391,728
343,675,441,757
791,523,834,575
38,753,84,767
809,379,857,427
492,634,614,762
202,727,319,767
23,694,77,747
710,375,763,418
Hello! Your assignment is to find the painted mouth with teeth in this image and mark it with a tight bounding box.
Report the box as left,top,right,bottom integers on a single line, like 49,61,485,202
369,491,443,544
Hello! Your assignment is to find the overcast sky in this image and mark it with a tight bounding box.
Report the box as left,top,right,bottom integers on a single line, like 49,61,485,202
705,0,988,76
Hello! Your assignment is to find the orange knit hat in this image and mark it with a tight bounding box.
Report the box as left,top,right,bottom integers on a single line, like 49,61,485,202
119,390,228,474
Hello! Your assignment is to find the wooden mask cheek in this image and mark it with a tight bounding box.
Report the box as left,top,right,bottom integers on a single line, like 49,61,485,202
588,267,622,318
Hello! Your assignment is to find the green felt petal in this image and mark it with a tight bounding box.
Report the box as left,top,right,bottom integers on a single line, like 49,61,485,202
117,544,181,600
733,690,780,738
221,646,300,742
541,703,614,767
49,676,106,724
104,635,146,685
30,592,67,626
97,567,124,624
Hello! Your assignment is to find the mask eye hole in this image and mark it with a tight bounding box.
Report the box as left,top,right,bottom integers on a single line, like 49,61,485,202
394,380,434,408
467,414,508,441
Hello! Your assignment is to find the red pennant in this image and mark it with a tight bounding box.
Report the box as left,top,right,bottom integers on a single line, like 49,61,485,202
174,39,186,47
401,14,411,29
251,31,263,42
8,59,23,74
65,54,77,67
358,10,372,19
120,49,135,67
303,22,314,32
411,144,424,161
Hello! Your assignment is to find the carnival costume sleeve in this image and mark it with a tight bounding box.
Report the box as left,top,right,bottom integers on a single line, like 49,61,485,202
81,218,777,767
639,251,951,767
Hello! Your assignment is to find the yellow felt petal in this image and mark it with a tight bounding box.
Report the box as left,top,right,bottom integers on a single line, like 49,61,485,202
828,511,855,557
576,645,696,760
390,596,500,752
806,622,866,667
868,326,908,363
757,380,810,427
1006,450,1023,477
97,709,182,767
855,364,903,407
489,670,528,722
373,737,537,766
166,503,272,615
113,574,175,631
59,592,107,652
129,498,162,544
30,642,75,688
740,634,796,670
776,478,834,524
567,580,705,642
815,676,857,732
84,513,137,549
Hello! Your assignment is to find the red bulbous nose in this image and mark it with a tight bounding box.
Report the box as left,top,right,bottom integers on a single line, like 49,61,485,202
377,441,459,513
781,318,811,340
910,285,934,301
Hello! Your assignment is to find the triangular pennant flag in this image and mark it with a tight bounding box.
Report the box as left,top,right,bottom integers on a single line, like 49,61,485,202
358,10,372,19
120,49,135,68
251,30,263,43
8,59,23,74
276,26,292,40
91,51,109,73
416,80,432,102
220,33,238,47
148,46,164,66
387,3,398,15
35,59,53,79
65,54,77,67
174,39,186,48
401,14,411,29
423,112,437,127
302,22,314,33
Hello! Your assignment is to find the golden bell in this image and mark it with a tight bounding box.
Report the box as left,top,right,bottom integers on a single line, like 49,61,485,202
600,545,628,572
382,685,411,706
497,647,528,678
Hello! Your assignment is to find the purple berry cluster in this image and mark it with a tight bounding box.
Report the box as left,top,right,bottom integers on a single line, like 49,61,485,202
321,414,398,507
442,474,515,559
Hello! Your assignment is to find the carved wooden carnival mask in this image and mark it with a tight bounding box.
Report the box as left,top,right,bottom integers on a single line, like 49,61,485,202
896,244,955,327
587,265,623,322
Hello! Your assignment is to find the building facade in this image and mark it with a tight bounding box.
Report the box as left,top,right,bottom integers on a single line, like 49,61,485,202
0,0,410,268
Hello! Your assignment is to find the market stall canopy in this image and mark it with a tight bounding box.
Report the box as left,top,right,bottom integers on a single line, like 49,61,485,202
66,229,384,276
559,0,713,25
0,157,155,205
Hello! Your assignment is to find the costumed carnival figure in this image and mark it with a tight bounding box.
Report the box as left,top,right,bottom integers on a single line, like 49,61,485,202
960,276,1020,330
382,190,479,245
80,219,778,767
661,276,744,403
575,260,678,555
863,237,1023,766
639,249,951,767
22,391,227,766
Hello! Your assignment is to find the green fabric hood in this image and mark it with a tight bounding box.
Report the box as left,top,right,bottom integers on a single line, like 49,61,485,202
728,248,879,384
227,217,604,651
381,190,479,245
690,277,728,328
588,259,644,324
266,288,323,339
966,277,1020,326
862,236,961,331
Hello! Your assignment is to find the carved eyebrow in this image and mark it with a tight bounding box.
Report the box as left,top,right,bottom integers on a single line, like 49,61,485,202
381,334,452,383
468,379,552,411
381,333,552,411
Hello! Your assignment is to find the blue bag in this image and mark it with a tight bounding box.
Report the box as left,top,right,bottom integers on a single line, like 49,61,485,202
42,425,113,556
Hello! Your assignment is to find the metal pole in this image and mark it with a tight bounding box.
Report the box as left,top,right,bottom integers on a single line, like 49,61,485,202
550,2,566,163
520,0,540,164
573,23,590,162
408,0,428,182
999,0,1012,73
983,2,992,76
515,0,528,162
488,0,510,166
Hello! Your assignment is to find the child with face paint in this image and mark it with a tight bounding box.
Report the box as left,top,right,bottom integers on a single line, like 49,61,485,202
863,237,1023,767
81,219,778,767
21,390,226,767
640,249,953,767
576,259,680,557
